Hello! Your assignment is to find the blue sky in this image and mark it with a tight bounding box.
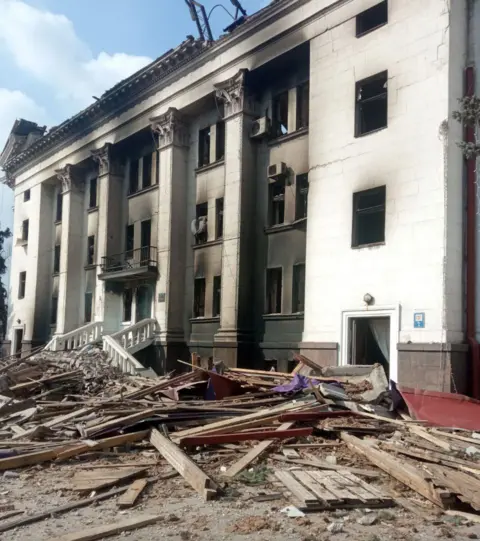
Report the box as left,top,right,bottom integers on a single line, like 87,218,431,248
0,0,267,284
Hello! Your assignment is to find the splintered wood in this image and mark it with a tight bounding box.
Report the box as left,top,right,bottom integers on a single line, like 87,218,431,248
275,469,394,510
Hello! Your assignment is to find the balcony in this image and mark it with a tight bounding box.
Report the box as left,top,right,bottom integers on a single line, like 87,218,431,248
99,246,158,282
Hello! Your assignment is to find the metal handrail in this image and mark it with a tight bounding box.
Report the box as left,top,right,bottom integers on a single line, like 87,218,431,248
101,246,157,273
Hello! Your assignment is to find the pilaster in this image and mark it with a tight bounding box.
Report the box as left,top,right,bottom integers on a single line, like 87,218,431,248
213,69,258,367
54,164,85,334
150,108,189,367
90,144,124,333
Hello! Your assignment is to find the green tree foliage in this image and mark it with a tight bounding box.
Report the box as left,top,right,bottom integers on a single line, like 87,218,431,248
0,228,12,339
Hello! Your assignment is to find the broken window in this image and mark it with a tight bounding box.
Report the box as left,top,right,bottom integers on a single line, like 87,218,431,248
129,158,140,194
195,202,208,245
272,91,289,137
296,82,310,130
295,173,309,219
216,121,225,161
51,296,58,325
266,268,282,314
21,219,29,242
193,278,206,318
355,71,388,137
292,263,306,313
356,1,388,37
142,153,152,188
125,224,134,259
123,288,133,322
352,186,386,247
84,292,93,323
215,198,224,239
198,127,211,168
18,271,26,299
53,245,61,273
24,189,30,202
56,193,63,222
89,177,97,209
269,180,285,226
87,235,95,266
213,275,221,317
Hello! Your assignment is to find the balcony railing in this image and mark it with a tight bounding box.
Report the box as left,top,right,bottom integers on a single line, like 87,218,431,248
100,246,157,274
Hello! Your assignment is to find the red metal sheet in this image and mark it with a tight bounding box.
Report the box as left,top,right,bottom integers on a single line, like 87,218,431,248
179,427,312,446
208,372,245,400
398,386,480,431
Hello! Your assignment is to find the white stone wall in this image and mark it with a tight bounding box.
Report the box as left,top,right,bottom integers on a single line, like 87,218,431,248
304,0,465,356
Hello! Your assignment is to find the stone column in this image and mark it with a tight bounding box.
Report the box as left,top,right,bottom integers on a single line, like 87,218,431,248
213,69,258,367
150,108,189,370
91,144,124,333
54,164,84,334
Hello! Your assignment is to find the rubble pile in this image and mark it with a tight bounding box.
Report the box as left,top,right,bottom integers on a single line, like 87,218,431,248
1,349,480,537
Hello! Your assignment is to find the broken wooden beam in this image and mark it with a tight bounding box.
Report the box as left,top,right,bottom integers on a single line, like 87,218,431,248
117,479,148,508
150,428,217,501
279,411,358,422
179,427,312,447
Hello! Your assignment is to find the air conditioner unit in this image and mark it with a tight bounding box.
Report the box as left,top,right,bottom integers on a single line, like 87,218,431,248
267,162,287,181
250,117,270,139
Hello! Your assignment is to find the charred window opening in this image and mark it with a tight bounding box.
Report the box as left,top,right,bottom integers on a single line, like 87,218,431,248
198,127,211,168
18,271,26,299
215,198,224,239
266,268,282,314
295,173,309,219
213,275,221,317
352,186,386,247
269,180,285,226
272,91,289,137
56,193,63,222
355,71,388,137
125,224,134,259
140,219,151,263
89,177,97,208
22,219,29,242
356,1,388,38
194,278,206,318
24,189,30,202
53,245,61,274
84,292,93,323
296,82,310,130
51,296,58,325
129,158,140,194
292,263,306,313
123,288,133,322
142,153,152,188
87,235,95,266
216,121,225,161
194,202,208,245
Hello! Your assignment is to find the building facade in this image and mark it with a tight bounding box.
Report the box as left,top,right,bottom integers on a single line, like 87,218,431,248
1,0,479,394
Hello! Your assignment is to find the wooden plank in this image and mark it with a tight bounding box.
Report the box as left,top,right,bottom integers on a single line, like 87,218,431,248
70,467,147,492
338,471,387,500
9,370,83,393
179,427,312,446
55,430,149,462
409,426,452,452
0,444,74,471
49,514,163,541
84,409,156,437
341,432,451,508
274,470,318,505
331,472,378,502
223,422,294,478
291,470,337,503
150,429,217,501
117,479,148,508
309,471,352,501
431,429,480,446
282,448,300,458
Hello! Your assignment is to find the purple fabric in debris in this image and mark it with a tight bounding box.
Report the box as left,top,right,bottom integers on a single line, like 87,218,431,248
273,374,322,393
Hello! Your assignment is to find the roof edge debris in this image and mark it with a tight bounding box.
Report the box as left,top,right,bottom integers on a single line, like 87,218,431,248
1,0,286,181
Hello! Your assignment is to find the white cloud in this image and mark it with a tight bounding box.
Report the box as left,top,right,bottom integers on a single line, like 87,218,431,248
0,0,152,108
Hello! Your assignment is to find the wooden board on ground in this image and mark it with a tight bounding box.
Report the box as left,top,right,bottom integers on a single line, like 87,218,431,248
70,467,148,492
117,479,148,508
275,469,394,511
49,514,163,541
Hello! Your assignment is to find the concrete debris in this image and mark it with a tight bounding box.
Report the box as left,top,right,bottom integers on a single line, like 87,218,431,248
357,514,378,526
327,522,344,533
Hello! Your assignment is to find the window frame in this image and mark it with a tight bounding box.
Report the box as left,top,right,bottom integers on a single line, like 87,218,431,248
215,198,224,239
356,1,388,38
84,292,93,323
142,153,153,189
125,224,134,259
89,177,98,209
23,189,30,202
56,193,63,222
193,277,206,318
21,219,29,242
53,244,61,274
213,275,221,317
295,173,309,220
352,186,386,248
296,81,310,131
272,90,289,138
18,271,26,299
292,263,306,313
265,267,283,314
51,296,58,325
87,235,95,266
269,180,286,226
215,121,225,162
129,158,140,195
355,71,388,138
123,288,133,322
198,126,211,168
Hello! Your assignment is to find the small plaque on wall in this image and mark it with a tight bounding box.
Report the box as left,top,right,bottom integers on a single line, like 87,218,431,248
158,293,166,302
413,312,425,329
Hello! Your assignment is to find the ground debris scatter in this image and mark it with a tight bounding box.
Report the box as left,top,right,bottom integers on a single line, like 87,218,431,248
1,349,480,539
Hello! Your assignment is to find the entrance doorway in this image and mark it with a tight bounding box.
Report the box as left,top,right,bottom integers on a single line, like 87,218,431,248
14,328,23,358
348,317,390,378
135,285,153,321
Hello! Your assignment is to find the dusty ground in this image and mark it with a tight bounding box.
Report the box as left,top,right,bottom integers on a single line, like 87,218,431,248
2,453,480,541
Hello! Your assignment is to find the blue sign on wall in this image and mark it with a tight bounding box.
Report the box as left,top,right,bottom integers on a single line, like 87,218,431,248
414,312,425,329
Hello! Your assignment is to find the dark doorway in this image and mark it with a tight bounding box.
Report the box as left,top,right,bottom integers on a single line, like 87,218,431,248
348,317,389,378
14,328,23,358
136,285,153,321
